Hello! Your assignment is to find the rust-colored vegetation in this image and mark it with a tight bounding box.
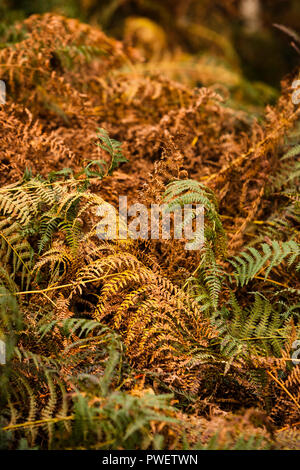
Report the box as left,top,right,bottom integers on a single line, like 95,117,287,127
0,6,299,450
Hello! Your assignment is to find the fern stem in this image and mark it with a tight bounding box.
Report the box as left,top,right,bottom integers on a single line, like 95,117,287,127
0,273,118,297
0,230,32,275
253,276,290,289
266,371,300,411
2,415,74,431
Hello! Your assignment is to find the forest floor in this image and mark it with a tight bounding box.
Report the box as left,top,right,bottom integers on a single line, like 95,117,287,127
0,13,299,450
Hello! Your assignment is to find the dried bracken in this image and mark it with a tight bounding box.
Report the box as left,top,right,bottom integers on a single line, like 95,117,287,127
0,13,299,450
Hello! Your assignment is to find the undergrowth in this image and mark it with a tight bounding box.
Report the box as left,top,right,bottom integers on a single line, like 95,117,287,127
0,13,299,450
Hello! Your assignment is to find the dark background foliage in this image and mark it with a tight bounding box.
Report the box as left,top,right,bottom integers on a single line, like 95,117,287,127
1,0,300,87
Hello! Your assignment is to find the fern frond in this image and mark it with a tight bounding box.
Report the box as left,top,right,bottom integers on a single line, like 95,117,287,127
230,240,300,286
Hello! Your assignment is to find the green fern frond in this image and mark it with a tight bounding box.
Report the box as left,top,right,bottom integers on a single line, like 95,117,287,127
230,240,299,286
